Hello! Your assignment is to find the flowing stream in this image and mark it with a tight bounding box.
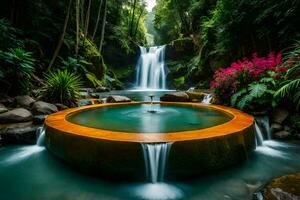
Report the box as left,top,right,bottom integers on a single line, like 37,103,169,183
135,46,167,90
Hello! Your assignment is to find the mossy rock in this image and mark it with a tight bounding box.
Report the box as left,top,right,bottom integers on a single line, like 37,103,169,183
81,38,106,80
256,173,300,200
186,91,205,101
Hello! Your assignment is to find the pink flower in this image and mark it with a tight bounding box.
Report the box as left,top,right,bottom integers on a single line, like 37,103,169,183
210,52,282,98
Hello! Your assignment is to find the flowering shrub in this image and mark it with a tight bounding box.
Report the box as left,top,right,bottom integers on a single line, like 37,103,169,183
210,52,282,101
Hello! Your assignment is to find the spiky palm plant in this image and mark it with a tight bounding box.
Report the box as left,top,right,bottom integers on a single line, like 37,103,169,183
275,41,300,110
40,70,83,106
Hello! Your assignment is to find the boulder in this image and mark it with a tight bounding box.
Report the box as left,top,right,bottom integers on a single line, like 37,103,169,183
0,95,15,107
31,101,58,115
76,99,94,107
254,173,300,200
272,108,289,124
55,103,69,111
95,86,110,93
106,95,131,103
273,130,291,140
0,126,39,144
284,126,292,132
160,92,190,102
33,115,48,125
15,95,35,108
271,123,283,133
90,93,100,99
0,103,8,114
0,108,33,123
186,92,205,102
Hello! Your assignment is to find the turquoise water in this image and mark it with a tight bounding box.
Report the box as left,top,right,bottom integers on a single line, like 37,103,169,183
67,104,232,133
0,140,300,199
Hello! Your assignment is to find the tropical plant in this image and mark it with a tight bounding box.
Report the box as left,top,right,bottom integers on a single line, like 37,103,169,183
0,48,35,95
211,52,281,102
40,70,83,106
275,42,300,110
231,81,276,111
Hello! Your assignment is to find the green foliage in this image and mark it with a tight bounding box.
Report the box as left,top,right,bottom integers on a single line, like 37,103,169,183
231,81,276,111
40,70,83,105
0,19,23,49
0,48,35,95
85,72,102,87
275,41,300,110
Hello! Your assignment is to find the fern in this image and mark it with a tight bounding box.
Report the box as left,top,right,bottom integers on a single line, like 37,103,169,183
248,83,267,98
231,88,247,106
237,94,253,110
275,79,300,109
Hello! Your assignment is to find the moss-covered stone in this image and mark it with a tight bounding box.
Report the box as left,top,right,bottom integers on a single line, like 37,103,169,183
257,173,300,200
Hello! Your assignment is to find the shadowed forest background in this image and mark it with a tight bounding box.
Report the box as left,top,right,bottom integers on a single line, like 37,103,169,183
1,0,299,93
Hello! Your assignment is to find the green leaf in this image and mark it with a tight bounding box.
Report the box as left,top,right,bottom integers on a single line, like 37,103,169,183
231,88,247,106
249,83,267,98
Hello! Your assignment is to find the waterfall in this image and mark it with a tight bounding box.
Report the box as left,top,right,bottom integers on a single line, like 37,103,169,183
255,116,271,140
136,46,167,90
141,143,172,183
254,116,271,147
36,126,46,146
202,94,213,104
254,123,265,146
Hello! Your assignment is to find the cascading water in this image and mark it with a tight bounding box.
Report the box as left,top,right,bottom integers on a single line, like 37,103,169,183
3,127,45,164
202,94,213,104
254,123,265,146
255,116,271,140
135,46,167,90
36,126,46,146
254,116,271,147
141,143,172,183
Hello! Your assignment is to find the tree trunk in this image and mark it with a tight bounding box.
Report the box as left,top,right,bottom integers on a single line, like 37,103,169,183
75,0,80,57
99,0,107,53
133,8,144,39
129,0,137,37
80,0,85,28
92,0,103,41
47,0,73,72
84,0,92,37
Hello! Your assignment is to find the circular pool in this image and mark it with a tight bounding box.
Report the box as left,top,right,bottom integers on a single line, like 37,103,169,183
45,102,255,180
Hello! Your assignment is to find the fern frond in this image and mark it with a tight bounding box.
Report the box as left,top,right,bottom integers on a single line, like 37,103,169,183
231,88,247,106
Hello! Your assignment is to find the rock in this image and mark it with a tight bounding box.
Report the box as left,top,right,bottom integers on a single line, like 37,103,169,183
15,95,35,108
0,103,8,114
31,101,58,115
0,108,33,123
55,103,69,111
255,173,300,200
271,123,283,133
273,130,291,140
95,86,110,93
284,126,292,132
0,95,15,107
76,99,94,107
33,115,48,125
90,93,100,99
0,121,32,129
186,91,205,102
272,108,289,124
79,88,94,93
0,126,39,144
160,92,190,102
106,95,131,103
